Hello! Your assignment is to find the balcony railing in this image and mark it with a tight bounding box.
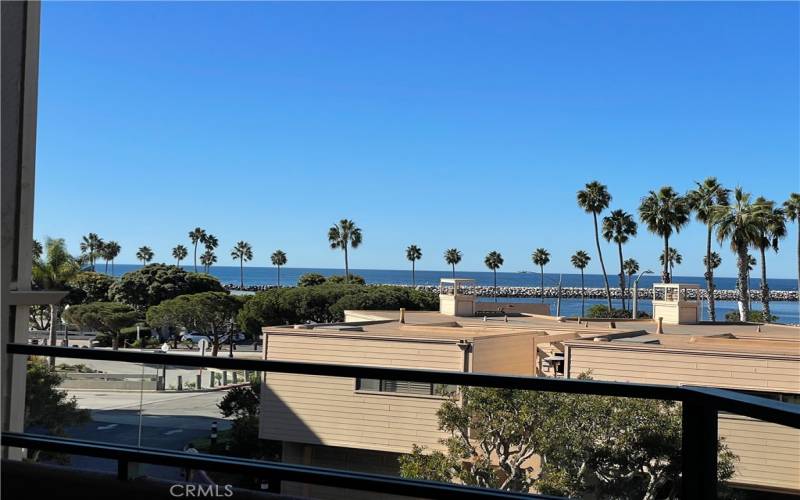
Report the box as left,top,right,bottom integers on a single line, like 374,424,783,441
4,343,799,499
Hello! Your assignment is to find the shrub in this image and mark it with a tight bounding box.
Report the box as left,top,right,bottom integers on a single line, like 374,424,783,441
297,273,327,287
585,304,650,319
326,274,366,285
724,310,779,323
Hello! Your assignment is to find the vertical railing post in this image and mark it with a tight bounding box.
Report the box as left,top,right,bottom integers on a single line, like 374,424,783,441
682,400,718,499
117,459,129,480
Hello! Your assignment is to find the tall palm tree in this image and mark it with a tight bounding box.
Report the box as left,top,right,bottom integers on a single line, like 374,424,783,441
444,248,462,278
688,177,729,322
714,188,770,321
638,186,690,283
570,250,591,316
704,251,722,271
231,241,253,287
204,234,219,252
271,250,287,286
32,239,43,260
752,198,786,322
623,258,639,305
328,219,362,282
783,193,800,296
406,245,422,286
577,181,613,311
103,241,121,276
80,233,103,271
33,238,79,366
172,244,188,268
484,251,504,303
200,250,217,273
531,248,550,303
602,209,638,310
188,227,207,272
136,246,154,265
659,247,683,278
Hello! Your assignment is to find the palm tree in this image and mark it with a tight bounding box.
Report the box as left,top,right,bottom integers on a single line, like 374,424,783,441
100,240,121,275
328,219,362,282
33,238,79,366
659,247,683,278
531,248,550,303
188,227,207,272
80,233,103,271
783,193,800,296
172,244,188,268
602,209,638,310
405,245,422,286
484,251,504,303
444,248,462,278
204,234,219,252
271,250,287,286
688,177,729,322
752,198,786,322
714,188,770,321
231,241,253,288
32,239,43,260
623,258,639,305
638,186,690,283
570,250,591,316
577,181,613,311
136,246,154,265
200,250,217,273
704,251,722,271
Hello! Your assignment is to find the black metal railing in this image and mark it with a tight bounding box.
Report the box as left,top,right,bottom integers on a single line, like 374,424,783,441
4,343,800,499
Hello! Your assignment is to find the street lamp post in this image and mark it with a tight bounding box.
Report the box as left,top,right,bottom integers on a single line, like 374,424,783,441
228,319,235,358
632,270,654,319
63,304,70,347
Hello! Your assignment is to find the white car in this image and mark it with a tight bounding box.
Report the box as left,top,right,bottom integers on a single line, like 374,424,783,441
180,333,211,346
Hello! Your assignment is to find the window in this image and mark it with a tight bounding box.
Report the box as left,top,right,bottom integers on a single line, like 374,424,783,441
356,379,456,396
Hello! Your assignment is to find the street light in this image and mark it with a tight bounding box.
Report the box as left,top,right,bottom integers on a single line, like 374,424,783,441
632,270,654,319
62,304,70,347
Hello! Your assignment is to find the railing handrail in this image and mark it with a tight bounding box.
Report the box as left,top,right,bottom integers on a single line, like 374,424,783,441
7,343,798,428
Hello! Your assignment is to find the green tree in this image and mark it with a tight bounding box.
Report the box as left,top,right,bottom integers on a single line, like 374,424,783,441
108,263,224,310
297,272,326,287
688,177,729,322
231,241,253,287
406,244,422,286
602,209,638,310
484,251,504,303
79,233,103,271
638,187,690,283
704,251,722,271
188,227,207,272
658,247,683,278
328,219,362,282
784,193,800,293
623,258,639,291
67,271,115,304
444,248,462,278
33,239,43,260
136,246,154,265
204,234,219,253
147,291,240,356
200,249,217,272
570,250,591,317
752,198,786,322
714,188,770,321
102,240,121,276
32,238,80,365
172,244,188,268
400,385,735,497
270,250,287,286
64,302,138,350
531,248,550,303
577,181,613,310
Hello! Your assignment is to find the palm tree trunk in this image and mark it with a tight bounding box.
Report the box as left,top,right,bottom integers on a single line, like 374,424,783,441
759,246,771,322
706,225,716,322
592,213,613,311
493,270,497,303
539,265,544,303
452,263,455,278
277,266,281,287
617,242,626,311
105,260,109,273
662,235,671,283
580,270,585,317
737,246,750,321
240,261,244,288
193,243,198,272
112,332,119,351
797,229,799,297
344,245,350,283
48,304,58,367
111,259,115,276
412,261,416,287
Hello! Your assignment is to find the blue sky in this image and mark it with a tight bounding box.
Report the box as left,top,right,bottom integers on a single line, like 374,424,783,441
35,2,798,277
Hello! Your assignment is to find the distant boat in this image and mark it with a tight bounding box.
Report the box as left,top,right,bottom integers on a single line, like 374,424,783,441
517,270,529,274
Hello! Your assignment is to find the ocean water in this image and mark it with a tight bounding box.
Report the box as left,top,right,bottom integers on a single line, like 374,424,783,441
103,264,799,324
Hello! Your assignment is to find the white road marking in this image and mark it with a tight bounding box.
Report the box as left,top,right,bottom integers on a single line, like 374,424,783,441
97,424,118,430
163,429,183,436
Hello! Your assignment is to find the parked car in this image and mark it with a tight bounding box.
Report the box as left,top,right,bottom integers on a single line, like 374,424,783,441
180,333,211,347
219,332,247,344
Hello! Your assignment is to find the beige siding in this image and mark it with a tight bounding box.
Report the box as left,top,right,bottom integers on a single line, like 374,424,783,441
472,333,535,375
260,333,462,453
720,414,800,492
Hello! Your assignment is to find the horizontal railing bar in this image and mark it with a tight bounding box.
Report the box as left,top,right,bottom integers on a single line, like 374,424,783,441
8,343,683,400
1,432,555,500
683,386,800,429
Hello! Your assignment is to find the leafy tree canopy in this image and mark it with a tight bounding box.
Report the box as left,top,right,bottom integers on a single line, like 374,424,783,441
297,272,327,287
66,271,115,304
26,357,91,437
108,263,224,310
